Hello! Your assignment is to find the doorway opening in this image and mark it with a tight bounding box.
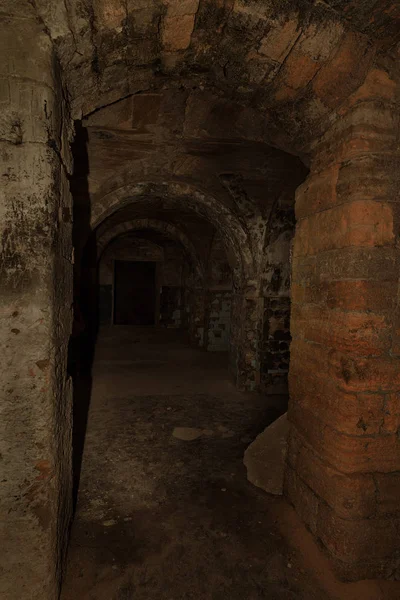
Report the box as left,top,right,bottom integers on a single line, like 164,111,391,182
114,260,157,326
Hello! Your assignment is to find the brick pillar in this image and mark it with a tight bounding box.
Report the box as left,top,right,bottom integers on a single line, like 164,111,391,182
0,5,73,599
287,69,400,580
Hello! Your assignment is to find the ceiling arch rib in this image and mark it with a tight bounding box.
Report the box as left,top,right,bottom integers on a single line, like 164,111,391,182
96,218,205,279
37,0,400,157
91,180,256,282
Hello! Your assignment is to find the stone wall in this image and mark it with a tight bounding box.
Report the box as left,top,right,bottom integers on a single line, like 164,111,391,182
0,5,73,599
262,297,291,395
205,291,232,351
203,232,233,352
186,287,206,347
261,195,296,395
160,243,185,327
229,291,263,391
160,286,182,328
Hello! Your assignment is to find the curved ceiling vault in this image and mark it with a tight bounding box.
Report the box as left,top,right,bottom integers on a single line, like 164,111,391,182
37,0,400,157
91,182,256,279
96,218,205,278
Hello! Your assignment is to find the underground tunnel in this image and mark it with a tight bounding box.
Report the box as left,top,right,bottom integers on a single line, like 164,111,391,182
1,1,400,599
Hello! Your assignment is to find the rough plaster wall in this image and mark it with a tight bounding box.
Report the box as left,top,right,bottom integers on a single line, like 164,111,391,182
160,286,182,328
204,232,232,352
0,6,73,599
261,195,296,394
160,244,185,327
229,293,259,390
206,291,232,351
187,287,206,347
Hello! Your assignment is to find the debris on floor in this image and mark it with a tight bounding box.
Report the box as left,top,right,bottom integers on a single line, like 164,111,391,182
244,412,289,495
172,427,205,440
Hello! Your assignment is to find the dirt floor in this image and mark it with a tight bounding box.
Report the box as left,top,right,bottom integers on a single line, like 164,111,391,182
61,327,399,600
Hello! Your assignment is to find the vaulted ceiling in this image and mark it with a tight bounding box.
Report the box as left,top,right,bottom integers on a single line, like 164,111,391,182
36,0,400,156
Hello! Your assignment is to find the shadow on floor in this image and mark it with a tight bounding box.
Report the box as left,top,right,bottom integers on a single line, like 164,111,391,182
68,330,95,511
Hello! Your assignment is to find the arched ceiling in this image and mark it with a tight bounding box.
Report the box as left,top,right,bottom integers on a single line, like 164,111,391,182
36,0,400,156
90,186,256,277
96,217,206,276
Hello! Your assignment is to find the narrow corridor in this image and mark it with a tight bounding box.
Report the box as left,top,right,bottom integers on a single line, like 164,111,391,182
61,328,319,600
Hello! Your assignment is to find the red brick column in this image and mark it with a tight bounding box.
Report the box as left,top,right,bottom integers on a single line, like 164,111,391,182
287,69,400,580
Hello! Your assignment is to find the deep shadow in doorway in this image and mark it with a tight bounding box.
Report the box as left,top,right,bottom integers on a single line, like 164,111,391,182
114,259,157,326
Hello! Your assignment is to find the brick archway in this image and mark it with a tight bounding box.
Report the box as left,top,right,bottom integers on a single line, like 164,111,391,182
90,180,256,285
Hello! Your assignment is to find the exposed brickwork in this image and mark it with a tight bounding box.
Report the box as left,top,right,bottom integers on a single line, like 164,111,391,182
288,74,400,580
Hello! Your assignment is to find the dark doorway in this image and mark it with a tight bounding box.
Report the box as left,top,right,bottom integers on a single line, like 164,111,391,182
114,260,157,325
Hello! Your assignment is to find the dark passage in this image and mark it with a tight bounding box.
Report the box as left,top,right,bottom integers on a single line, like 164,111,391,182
114,260,156,326
61,327,331,600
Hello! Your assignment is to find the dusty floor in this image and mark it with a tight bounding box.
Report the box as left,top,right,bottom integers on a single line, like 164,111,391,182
61,327,398,600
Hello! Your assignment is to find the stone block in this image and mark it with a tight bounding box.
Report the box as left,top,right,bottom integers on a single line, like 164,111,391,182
336,154,400,205
295,164,339,219
383,392,400,434
275,52,320,101
328,350,400,393
162,14,195,51
284,464,319,535
321,280,396,312
340,68,397,112
258,18,299,63
0,21,55,89
164,0,199,17
244,413,289,495
312,31,374,109
317,502,400,562
317,247,399,282
375,473,400,516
